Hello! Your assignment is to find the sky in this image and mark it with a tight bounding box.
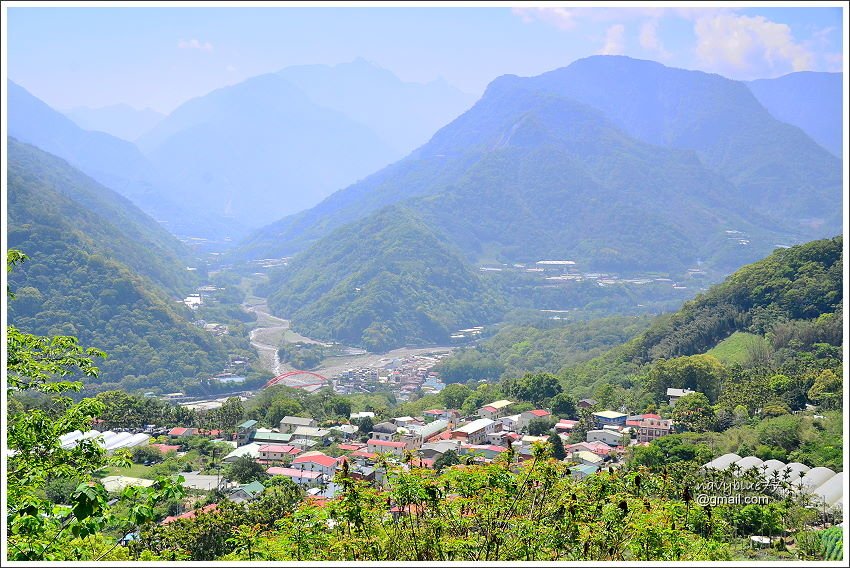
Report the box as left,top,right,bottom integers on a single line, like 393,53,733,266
3,2,846,114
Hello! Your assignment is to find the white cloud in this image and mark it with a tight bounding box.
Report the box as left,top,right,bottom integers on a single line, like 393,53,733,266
177,39,214,52
598,24,625,55
512,7,577,30
694,14,814,79
639,19,670,60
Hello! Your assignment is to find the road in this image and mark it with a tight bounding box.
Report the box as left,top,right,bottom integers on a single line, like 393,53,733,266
244,296,454,380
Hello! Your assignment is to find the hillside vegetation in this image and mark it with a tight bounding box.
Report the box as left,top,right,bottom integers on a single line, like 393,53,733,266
7,139,252,394
263,207,504,351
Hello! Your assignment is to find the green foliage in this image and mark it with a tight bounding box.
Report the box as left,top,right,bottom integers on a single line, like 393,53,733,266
433,450,460,472
6,252,185,560
501,372,562,406
278,342,326,370
7,144,255,392
438,315,653,383
671,393,716,433
226,455,268,485
265,207,504,351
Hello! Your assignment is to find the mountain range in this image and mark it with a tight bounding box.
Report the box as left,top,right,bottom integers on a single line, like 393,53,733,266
7,138,247,393
747,71,843,158
247,56,843,350
64,103,165,142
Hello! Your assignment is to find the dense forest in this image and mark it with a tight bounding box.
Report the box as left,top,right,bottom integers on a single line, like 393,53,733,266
6,140,255,394
263,206,505,351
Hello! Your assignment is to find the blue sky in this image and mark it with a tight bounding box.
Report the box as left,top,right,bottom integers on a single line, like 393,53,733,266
4,3,846,114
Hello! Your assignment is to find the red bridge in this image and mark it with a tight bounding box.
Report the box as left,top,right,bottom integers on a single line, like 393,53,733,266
264,369,329,389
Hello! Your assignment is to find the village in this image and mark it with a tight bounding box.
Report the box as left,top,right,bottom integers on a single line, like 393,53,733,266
57,387,706,529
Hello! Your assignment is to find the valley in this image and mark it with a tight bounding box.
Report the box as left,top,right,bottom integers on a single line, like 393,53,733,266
4,9,846,562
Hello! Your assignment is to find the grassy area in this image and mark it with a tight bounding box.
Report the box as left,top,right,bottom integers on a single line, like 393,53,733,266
100,463,159,480
707,332,769,365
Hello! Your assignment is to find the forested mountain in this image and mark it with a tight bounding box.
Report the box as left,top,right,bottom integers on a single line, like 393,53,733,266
747,71,843,158
564,236,843,396
136,73,397,229
262,207,504,351
7,139,249,393
277,58,476,155
64,103,164,142
7,138,193,294
240,56,841,262
6,80,211,238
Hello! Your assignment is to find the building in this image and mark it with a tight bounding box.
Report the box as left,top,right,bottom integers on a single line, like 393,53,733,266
267,467,325,487
570,450,605,467
478,400,515,420
291,426,331,444
577,399,598,409
592,410,628,428
370,421,398,442
258,444,302,463
279,416,318,433
636,417,673,443
167,427,197,438
291,452,340,477
366,439,408,457
554,419,578,435
586,429,626,447
451,418,498,445
518,409,552,432
570,464,599,479
500,414,522,432
667,388,697,406
236,420,258,446
228,480,265,503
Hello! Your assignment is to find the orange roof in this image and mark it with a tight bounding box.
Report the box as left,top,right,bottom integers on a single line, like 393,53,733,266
163,503,217,524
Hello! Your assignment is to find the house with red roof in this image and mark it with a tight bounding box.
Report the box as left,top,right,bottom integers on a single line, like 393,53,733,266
162,503,217,524
291,452,340,477
367,438,407,457
554,419,578,434
518,409,552,432
167,427,197,438
567,441,615,457
337,442,366,452
258,444,302,462
149,443,181,454
267,466,325,487
477,400,515,420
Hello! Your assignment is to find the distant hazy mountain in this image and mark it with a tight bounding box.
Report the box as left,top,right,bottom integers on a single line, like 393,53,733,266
7,137,193,295
137,73,398,228
241,56,841,263
248,56,842,350
747,71,843,158
278,58,477,155
65,103,164,142
7,139,237,391
7,80,215,239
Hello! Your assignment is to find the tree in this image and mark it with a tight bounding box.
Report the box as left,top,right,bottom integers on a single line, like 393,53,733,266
441,383,472,409
356,416,374,436
807,369,842,410
226,455,267,484
670,393,715,433
550,393,577,419
433,450,460,472
548,433,566,460
6,249,184,560
503,372,562,406
645,355,728,403
527,417,554,436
